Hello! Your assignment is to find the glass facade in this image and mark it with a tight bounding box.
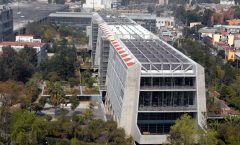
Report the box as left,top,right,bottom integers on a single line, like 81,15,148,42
139,91,195,108
138,76,197,135
140,77,195,89
48,17,91,27
137,112,196,134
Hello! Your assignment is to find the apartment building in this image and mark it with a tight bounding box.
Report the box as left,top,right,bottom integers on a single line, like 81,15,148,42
91,10,206,144
0,5,13,41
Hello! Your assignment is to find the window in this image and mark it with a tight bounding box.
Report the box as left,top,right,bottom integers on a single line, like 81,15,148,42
137,112,196,134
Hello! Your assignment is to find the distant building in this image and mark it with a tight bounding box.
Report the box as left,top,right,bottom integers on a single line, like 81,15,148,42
0,35,47,66
130,0,168,5
220,0,235,5
48,12,92,27
123,13,156,33
199,27,217,38
227,19,240,25
8,1,68,33
158,0,168,5
83,0,105,11
190,22,202,28
0,5,13,41
156,16,175,31
16,35,41,43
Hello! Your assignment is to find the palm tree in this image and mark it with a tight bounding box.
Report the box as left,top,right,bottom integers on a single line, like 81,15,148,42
47,81,65,106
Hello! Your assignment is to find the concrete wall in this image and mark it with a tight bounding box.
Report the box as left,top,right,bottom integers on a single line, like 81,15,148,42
120,62,141,135
196,64,207,129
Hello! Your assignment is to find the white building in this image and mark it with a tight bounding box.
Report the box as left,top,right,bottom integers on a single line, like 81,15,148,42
158,0,168,5
16,35,41,43
91,10,207,144
0,36,47,66
220,0,235,5
190,22,202,28
156,16,175,31
83,0,105,11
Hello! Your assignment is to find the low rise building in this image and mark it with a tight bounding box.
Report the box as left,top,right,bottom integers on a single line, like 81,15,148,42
15,35,41,43
227,19,240,25
220,0,235,5
123,13,156,33
0,35,47,66
156,16,175,31
83,0,105,11
48,12,92,27
190,22,202,28
199,27,217,38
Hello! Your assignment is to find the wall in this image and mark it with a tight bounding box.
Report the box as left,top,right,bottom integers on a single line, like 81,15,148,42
196,64,207,129
213,34,221,44
228,34,234,46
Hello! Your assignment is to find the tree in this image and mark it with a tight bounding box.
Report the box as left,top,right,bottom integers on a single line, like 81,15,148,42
217,117,240,145
70,138,80,145
58,25,70,37
70,96,79,110
47,71,61,82
42,24,58,42
47,81,65,106
43,45,77,81
0,81,30,144
81,70,94,88
0,80,27,109
25,79,39,102
68,77,79,88
199,129,218,145
10,110,48,145
19,46,38,67
0,46,35,82
168,114,197,145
